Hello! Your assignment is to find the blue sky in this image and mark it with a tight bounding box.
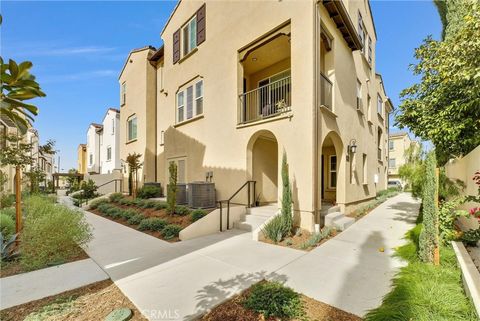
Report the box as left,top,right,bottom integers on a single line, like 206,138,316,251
1,1,441,170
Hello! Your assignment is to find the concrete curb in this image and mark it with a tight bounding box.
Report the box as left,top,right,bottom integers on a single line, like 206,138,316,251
452,241,480,318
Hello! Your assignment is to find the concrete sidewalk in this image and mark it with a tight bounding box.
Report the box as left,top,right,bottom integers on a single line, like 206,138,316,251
276,192,420,316
0,259,108,309
75,192,418,320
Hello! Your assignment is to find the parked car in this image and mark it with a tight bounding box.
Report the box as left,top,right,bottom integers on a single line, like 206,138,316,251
388,180,403,190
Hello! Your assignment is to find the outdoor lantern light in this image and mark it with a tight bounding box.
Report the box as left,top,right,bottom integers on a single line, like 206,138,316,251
346,139,357,161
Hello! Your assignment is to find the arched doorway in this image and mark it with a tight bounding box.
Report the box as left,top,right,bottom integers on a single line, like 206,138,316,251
320,131,343,206
247,130,279,205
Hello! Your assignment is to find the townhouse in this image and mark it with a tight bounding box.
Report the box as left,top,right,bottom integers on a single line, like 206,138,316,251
85,108,121,175
120,0,392,231
388,131,418,185
77,144,87,174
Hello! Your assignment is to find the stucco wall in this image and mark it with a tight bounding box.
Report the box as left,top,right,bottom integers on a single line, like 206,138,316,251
100,110,121,174
86,125,101,174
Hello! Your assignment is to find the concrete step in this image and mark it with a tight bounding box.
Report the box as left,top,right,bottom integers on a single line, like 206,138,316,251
324,211,344,226
246,206,278,217
234,214,270,231
332,216,355,231
327,205,341,214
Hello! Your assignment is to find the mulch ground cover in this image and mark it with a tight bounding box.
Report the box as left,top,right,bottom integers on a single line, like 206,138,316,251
0,280,147,321
262,228,338,251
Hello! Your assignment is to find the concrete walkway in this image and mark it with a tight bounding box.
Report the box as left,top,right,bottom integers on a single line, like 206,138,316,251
60,193,418,320
0,259,108,309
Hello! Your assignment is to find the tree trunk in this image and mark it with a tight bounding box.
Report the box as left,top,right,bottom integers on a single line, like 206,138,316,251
15,165,22,233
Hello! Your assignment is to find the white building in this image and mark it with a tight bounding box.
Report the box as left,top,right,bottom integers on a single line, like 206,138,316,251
86,108,121,175
100,108,121,174
86,123,103,174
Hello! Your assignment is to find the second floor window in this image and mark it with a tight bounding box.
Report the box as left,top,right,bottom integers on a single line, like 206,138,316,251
89,154,93,165
177,79,203,123
389,158,396,169
377,94,383,116
107,147,112,161
127,116,137,141
121,82,126,106
389,140,394,150
356,79,362,110
182,17,197,56
368,36,372,64
112,118,115,135
358,12,366,53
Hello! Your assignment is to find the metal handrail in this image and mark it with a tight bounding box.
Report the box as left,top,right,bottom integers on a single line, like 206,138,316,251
218,180,256,232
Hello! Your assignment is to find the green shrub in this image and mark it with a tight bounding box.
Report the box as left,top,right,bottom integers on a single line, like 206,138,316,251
243,281,303,319
89,198,109,210
167,162,177,215
153,201,168,210
119,198,134,206
137,185,161,199
109,193,124,203
439,197,468,244
299,227,333,250
139,200,157,209
161,224,182,239
138,218,168,231
0,207,16,219
0,213,15,238
280,152,293,236
120,209,139,220
175,205,190,216
97,203,115,214
190,209,207,222
0,194,15,209
105,207,123,219
127,213,144,225
262,215,287,243
80,179,98,199
461,228,480,246
20,196,92,271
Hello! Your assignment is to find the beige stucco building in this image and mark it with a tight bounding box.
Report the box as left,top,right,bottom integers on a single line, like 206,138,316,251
120,0,392,230
77,144,87,174
387,132,417,184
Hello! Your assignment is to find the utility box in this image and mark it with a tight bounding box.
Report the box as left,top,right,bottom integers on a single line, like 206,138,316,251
188,182,216,208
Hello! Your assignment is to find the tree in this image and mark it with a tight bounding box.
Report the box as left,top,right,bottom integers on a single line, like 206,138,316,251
419,152,439,264
0,134,34,232
398,143,425,198
281,152,293,236
167,162,177,215
396,1,480,165
39,139,56,156
24,166,46,194
0,58,45,134
126,153,142,199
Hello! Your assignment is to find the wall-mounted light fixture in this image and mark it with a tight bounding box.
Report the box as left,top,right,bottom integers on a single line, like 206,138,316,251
346,139,357,162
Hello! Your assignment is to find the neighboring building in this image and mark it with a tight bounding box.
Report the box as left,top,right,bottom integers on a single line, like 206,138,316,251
0,116,17,193
77,144,87,174
85,108,121,175
86,123,103,174
387,132,417,184
118,47,157,188
121,0,392,231
100,108,121,174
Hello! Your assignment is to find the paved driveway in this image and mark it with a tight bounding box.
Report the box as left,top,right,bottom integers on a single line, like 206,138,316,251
74,193,419,320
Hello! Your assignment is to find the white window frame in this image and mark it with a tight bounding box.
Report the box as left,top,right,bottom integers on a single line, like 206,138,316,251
176,78,204,123
377,94,383,116
168,157,187,184
389,158,396,169
358,12,366,54
182,16,197,57
107,146,112,161
160,130,165,146
121,82,126,106
356,79,362,110
389,140,394,150
368,36,372,64
127,115,137,141
89,154,93,166
329,155,337,189
362,153,368,185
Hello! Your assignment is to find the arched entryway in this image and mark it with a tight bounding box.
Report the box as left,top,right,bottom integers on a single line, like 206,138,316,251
247,130,278,205
320,131,343,207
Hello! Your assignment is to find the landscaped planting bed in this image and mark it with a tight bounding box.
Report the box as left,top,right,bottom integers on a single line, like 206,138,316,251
262,226,338,251
88,193,211,242
200,280,361,321
0,195,92,278
0,280,147,321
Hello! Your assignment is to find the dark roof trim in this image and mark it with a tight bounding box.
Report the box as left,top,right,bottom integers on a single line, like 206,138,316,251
149,45,164,64
322,0,363,51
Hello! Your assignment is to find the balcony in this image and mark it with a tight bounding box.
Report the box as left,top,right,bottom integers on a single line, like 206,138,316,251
238,76,291,124
320,73,333,111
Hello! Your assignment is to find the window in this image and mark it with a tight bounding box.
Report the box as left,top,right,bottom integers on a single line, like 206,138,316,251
377,94,383,116
121,82,126,106
127,116,137,141
368,36,372,64
89,154,93,165
177,79,204,123
356,79,362,110
169,158,186,184
329,155,337,189
112,118,115,135
377,128,382,160
367,95,371,121
182,17,197,56
160,130,165,146
389,158,396,169
358,12,365,53
107,147,112,161
362,154,368,184
389,140,394,150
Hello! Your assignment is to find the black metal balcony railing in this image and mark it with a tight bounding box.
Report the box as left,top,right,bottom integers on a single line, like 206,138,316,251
238,76,291,124
320,73,333,111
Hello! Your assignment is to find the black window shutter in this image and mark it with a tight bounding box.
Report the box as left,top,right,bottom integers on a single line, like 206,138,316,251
173,29,180,64
196,4,206,45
